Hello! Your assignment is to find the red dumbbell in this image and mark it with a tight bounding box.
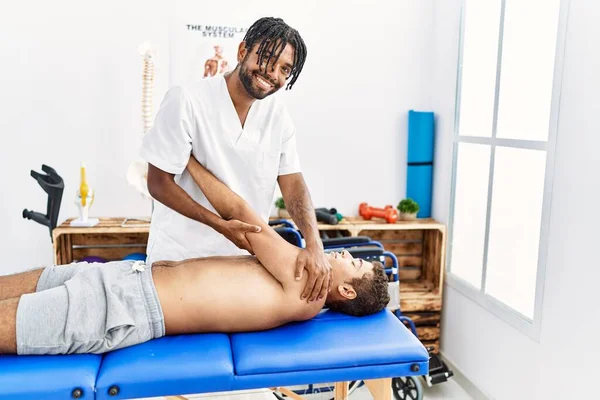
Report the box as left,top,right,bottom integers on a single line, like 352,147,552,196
358,202,398,223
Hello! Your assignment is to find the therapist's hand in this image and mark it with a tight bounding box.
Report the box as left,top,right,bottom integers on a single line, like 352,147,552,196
295,247,332,302
217,219,261,254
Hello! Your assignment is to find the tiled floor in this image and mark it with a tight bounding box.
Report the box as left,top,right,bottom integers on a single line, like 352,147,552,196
136,377,473,399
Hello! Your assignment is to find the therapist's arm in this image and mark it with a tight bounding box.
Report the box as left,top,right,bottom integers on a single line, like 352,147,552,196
147,163,260,254
185,156,301,286
278,173,332,302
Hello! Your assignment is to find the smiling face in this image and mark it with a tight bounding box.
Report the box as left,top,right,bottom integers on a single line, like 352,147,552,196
236,40,295,100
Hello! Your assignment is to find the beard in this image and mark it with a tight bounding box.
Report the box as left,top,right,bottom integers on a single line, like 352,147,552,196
238,62,281,100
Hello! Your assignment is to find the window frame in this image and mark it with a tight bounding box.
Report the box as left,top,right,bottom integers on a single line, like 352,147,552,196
446,0,570,341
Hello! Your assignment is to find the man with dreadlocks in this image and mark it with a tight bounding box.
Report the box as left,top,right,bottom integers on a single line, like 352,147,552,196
140,17,332,304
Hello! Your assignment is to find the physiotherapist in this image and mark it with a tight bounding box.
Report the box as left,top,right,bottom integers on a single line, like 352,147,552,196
140,17,332,302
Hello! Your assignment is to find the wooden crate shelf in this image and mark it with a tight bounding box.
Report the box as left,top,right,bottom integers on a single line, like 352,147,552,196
53,218,150,265
403,312,442,354
400,285,442,312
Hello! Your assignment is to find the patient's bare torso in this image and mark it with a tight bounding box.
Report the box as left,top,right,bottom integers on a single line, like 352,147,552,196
151,256,323,335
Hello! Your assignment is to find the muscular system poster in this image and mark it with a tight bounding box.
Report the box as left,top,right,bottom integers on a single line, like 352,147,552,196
169,21,248,86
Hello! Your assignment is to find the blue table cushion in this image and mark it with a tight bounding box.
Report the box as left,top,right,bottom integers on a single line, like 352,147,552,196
0,354,101,400
1,310,429,400
95,334,233,400
232,362,427,392
231,309,429,376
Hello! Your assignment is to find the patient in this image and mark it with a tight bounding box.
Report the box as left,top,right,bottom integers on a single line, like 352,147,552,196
0,156,390,355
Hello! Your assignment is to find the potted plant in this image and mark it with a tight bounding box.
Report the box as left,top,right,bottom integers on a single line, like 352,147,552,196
275,197,290,218
397,198,419,220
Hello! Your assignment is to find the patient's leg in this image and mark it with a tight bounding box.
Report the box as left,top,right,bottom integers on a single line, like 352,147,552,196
1,262,93,301
0,269,44,301
0,297,18,353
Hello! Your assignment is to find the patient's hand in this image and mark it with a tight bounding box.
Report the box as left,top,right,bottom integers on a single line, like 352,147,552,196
295,248,332,302
216,218,262,254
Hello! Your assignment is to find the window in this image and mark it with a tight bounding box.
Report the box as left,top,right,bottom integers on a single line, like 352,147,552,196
447,0,568,339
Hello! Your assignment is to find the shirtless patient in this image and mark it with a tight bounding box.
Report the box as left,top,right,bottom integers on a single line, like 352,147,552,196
0,157,390,355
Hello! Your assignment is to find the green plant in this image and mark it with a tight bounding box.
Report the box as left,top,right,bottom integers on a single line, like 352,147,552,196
397,198,419,214
275,197,286,209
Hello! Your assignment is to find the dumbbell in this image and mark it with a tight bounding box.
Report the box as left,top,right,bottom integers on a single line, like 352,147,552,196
315,208,339,225
358,202,398,223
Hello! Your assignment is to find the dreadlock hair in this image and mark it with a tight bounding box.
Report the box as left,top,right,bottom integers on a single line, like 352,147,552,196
242,17,307,90
326,261,391,317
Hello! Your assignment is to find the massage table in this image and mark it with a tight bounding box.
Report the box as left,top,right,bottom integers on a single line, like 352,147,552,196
0,308,428,400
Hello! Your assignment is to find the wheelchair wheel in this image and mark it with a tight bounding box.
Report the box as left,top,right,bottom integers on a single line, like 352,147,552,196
392,376,423,400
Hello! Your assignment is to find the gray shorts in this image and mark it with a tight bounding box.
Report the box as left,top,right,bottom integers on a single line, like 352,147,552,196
15,260,165,355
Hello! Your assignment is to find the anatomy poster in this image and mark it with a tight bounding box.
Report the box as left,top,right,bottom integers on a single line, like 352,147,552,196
169,21,248,86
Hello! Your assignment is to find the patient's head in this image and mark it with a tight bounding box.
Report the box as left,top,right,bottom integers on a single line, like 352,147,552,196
325,250,390,316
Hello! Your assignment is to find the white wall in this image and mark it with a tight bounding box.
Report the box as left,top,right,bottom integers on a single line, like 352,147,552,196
0,0,170,274
432,1,600,398
0,0,434,274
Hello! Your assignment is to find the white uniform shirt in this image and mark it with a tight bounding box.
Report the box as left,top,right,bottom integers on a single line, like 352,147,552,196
140,76,302,266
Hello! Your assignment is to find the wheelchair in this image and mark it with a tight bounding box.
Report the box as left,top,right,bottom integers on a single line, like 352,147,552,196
269,220,453,400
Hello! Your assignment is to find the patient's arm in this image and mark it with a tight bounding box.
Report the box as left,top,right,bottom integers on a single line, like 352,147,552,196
186,156,301,287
